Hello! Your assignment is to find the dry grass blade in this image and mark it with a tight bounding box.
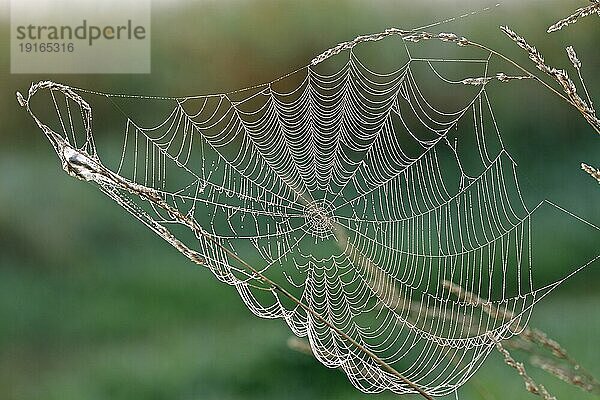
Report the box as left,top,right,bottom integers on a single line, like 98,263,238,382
496,342,557,400
506,335,600,394
499,26,547,71
547,2,600,33
460,73,531,86
566,46,594,111
310,29,469,65
500,25,600,135
566,46,581,69
529,355,600,393
582,163,600,184
495,73,532,83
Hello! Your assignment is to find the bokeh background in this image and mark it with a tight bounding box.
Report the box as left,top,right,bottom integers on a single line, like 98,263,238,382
0,0,599,399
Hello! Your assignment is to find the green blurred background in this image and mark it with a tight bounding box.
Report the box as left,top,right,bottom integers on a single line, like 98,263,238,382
0,1,599,399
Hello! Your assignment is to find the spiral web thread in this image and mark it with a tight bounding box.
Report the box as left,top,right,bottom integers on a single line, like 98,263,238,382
19,29,599,397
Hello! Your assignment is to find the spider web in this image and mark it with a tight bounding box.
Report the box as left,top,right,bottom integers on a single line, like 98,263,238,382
19,29,599,397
